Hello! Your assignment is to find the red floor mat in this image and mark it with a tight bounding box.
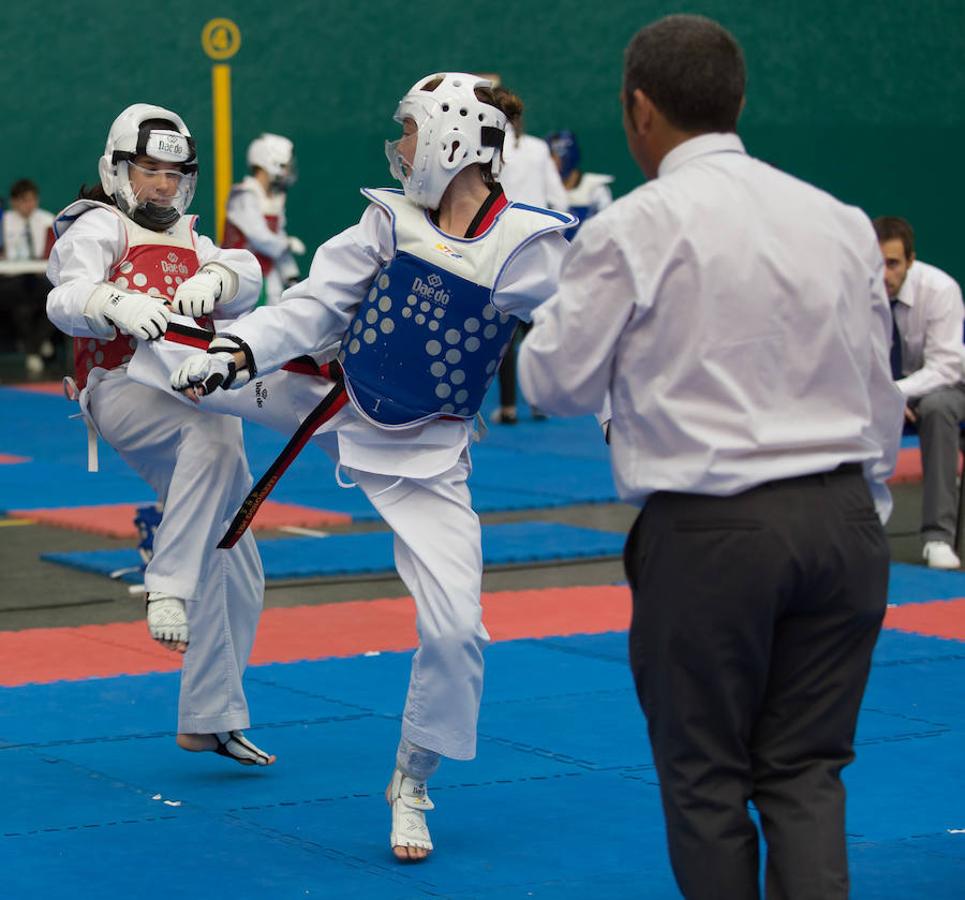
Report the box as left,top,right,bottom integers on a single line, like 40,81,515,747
0,454,29,464
8,500,351,538
0,584,631,686
6,589,962,689
887,447,922,484
884,596,965,641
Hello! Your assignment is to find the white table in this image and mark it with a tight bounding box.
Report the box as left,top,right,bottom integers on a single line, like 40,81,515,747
0,259,47,276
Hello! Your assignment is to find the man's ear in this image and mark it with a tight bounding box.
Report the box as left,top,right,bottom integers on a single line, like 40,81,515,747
628,88,654,136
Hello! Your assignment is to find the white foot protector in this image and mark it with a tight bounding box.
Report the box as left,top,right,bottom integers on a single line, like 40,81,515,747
146,593,189,645
387,768,434,857
214,731,273,766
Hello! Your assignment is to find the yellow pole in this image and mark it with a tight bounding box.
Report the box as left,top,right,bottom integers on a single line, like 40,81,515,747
212,63,233,244
201,18,241,244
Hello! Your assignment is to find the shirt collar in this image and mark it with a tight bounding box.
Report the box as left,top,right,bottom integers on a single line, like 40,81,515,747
657,132,747,178
894,263,917,307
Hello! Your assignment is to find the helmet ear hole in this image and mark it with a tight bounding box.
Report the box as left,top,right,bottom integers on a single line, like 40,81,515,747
447,140,461,163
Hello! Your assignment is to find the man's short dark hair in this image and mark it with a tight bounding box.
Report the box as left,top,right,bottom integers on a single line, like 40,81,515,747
9,178,38,199
873,216,915,259
624,15,745,133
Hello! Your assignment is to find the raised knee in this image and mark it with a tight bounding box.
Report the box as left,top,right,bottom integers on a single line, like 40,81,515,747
916,389,959,422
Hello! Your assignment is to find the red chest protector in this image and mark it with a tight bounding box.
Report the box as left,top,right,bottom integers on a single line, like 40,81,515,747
72,210,204,389
223,213,279,276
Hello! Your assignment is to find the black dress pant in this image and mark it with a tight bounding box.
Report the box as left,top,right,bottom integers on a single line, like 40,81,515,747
0,273,56,355
625,465,889,900
497,322,531,408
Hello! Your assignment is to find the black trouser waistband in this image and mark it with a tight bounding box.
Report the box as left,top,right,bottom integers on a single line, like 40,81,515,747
760,462,863,489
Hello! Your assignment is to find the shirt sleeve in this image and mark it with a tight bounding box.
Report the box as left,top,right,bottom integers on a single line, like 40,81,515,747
518,213,638,416
491,230,569,322
226,189,290,259
862,232,906,522
896,275,965,399
195,232,263,317
45,209,124,337
222,203,390,374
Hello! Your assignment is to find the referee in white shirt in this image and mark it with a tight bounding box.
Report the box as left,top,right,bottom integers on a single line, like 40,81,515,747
518,15,904,900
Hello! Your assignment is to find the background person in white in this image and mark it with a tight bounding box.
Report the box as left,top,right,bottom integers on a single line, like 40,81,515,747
874,215,965,569
483,76,568,424
223,134,305,306
519,15,903,899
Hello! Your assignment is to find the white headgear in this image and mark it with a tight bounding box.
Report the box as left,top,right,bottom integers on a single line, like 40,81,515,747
98,103,198,231
385,72,507,209
247,133,297,190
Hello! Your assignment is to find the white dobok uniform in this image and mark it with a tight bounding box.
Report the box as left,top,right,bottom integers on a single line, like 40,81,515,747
564,173,614,240
223,175,300,306
47,201,266,734
129,187,573,760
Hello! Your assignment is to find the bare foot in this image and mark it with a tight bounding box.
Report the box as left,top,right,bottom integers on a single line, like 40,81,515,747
392,843,430,862
177,731,276,766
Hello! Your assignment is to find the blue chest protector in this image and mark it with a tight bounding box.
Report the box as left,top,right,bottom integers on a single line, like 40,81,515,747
338,188,575,428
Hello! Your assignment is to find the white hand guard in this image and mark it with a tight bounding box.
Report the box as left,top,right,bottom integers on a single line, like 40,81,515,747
85,282,171,341
171,267,223,317
287,235,306,255
170,334,254,394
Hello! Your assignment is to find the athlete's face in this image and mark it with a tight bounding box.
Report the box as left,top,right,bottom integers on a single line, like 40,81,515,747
128,155,189,207
397,118,418,177
879,238,914,299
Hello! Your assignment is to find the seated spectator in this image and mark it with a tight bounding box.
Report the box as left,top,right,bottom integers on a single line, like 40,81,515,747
875,215,965,569
0,179,59,376
545,129,614,240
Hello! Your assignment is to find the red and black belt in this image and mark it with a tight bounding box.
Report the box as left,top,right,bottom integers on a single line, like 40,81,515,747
163,321,349,548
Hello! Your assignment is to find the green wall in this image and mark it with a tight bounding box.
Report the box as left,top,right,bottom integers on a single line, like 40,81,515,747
3,0,963,282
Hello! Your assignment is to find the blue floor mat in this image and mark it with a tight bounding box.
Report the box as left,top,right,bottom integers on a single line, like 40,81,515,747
2,628,964,898
0,387,620,516
41,521,626,583
887,562,965,604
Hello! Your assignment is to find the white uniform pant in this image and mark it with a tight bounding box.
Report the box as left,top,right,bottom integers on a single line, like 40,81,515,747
84,367,265,733
128,334,486,756
341,454,488,761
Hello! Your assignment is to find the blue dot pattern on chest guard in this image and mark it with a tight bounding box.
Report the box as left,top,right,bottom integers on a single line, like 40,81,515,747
339,250,517,427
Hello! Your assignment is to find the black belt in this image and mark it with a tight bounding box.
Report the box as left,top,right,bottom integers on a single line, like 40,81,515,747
760,462,863,489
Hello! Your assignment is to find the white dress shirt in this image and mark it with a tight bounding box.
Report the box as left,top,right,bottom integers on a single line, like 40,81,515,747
498,125,569,211
892,260,964,400
518,132,904,519
3,207,54,260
